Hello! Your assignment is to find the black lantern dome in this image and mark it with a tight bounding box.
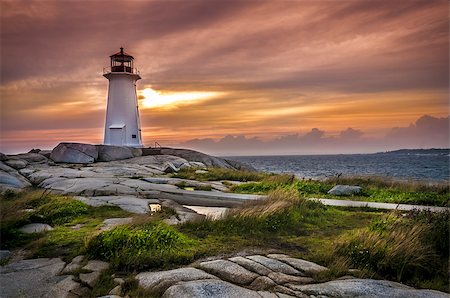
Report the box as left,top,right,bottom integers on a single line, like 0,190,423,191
110,47,134,73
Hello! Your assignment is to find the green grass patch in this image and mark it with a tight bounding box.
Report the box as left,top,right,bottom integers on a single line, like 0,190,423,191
86,222,194,271
231,173,449,206
172,167,268,182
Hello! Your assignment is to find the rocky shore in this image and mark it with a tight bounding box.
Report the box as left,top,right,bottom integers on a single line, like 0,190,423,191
1,143,448,297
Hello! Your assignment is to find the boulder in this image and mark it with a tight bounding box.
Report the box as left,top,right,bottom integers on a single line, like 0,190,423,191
0,162,32,189
162,279,262,298
136,267,217,295
246,255,301,276
38,150,52,158
96,145,134,162
267,254,329,275
50,143,98,164
292,278,448,298
18,223,53,234
198,259,259,285
4,159,28,169
327,185,362,196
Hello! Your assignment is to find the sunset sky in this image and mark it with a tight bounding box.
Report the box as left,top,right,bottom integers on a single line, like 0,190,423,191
1,0,449,155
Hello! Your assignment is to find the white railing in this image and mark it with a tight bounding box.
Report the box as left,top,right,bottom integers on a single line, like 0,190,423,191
103,66,140,75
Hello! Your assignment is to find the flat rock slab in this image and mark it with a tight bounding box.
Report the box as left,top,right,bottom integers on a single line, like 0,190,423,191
246,255,301,276
0,258,66,297
75,195,157,214
18,223,53,233
136,267,218,295
162,279,262,298
267,254,328,275
294,278,448,298
198,259,259,285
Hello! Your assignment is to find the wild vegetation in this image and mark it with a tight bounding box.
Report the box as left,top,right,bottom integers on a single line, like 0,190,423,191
172,167,449,206
1,172,448,294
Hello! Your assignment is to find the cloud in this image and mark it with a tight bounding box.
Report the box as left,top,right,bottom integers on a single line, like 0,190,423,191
385,115,449,148
0,1,448,154
175,115,449,156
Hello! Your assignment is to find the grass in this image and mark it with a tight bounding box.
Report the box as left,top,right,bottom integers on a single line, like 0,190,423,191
171,167,269,182
2,182,448,294
230,174,449,207
331,210,449,292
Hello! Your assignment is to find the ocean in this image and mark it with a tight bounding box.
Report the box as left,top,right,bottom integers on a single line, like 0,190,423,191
228,152,450,183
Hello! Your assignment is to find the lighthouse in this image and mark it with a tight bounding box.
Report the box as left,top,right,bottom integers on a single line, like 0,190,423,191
103,47,143,147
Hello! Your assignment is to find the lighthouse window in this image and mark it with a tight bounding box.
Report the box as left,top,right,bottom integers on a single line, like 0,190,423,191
132,134,137,139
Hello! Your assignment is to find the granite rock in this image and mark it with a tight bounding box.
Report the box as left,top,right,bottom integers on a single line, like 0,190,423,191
198,259,259,285
162,279,262,298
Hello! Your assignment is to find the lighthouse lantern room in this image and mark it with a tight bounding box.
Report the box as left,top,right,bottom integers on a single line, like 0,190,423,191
103,47,143,147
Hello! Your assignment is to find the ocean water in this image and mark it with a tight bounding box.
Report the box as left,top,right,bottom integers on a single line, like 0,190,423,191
228,153,450,183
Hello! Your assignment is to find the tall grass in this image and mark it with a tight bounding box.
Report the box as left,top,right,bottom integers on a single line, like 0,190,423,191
332,210,449,291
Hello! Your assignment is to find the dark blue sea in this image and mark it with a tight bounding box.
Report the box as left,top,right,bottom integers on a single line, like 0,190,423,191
228,152,450,183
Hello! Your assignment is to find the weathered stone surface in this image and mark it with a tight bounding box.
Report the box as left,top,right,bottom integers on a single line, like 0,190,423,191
50,142,98,164
0,162,32,189
0,152,7,161
198,259,259,285
267,254,328,275
82,260,110,272
136,267,218,295
268,272,314,285
159,147,255,171
273,285,305,297
249,276,277,290
96,145,134,162
257,291,279,298
229,256,273,275
113,277,125,285
0,250,11,261
4,159,28,169
293,278,448,298
45,275,80,298
246,255,301,276
108,285,122,295
15,153,48,163
327,185,361,196
80,271,101,287
162,279,262,298
75,195,157,214
62,255,85,274
101,217,133,231
0,258,66,297
18,223,53,233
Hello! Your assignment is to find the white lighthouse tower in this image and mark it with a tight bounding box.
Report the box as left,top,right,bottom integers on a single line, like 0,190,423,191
103,47,143,147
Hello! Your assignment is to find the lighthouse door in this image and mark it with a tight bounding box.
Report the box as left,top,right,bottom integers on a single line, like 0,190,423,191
109,125,125,146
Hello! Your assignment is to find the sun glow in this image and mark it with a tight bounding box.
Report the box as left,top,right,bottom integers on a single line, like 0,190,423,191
140,88,223,109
